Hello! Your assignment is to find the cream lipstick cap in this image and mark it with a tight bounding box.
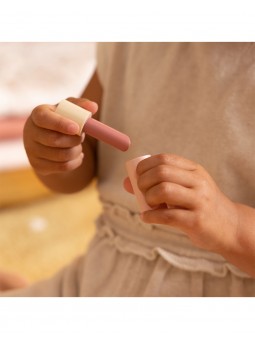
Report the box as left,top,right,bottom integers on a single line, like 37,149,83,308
56,99,91,135
56,99,131,152
125,155,152,213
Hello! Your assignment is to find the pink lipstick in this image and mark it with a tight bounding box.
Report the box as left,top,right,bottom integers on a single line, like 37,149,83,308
56,100,131,152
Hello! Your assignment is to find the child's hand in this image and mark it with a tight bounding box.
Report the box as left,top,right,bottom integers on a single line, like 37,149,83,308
124,153,239,253
23,98,98,176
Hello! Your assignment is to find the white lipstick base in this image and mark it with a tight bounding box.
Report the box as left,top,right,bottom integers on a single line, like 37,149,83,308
55,99,131,151
56,99,92,135
126,155,152,213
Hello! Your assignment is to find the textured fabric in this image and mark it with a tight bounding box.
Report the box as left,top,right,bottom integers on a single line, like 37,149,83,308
3,42,255,296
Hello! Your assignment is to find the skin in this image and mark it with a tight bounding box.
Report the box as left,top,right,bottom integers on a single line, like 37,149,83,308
124,154,255,278
23,71,102,193
20,69,255,281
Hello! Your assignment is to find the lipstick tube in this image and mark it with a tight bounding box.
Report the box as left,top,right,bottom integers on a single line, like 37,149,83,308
56,99,131,152
125,155,153,212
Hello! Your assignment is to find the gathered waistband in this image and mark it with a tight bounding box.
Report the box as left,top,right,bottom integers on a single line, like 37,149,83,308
95,201,250,278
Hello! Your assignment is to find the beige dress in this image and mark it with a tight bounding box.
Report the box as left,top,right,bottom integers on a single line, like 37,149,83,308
3,42,255,296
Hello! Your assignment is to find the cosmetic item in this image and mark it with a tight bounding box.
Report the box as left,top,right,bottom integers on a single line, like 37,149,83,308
125,155,153,213
56,99,131,151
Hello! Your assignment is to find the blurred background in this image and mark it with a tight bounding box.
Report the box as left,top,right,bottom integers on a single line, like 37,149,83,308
0,42,102,283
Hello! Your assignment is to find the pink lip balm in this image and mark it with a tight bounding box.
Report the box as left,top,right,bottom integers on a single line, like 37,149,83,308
56,100,131,152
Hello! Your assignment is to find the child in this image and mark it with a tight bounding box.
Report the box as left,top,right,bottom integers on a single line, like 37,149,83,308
3,42,255,296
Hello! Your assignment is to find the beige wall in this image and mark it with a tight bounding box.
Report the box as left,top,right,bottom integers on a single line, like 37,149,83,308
0,42,96,117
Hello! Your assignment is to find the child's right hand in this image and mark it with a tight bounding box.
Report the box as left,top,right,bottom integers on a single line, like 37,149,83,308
23,98,98,176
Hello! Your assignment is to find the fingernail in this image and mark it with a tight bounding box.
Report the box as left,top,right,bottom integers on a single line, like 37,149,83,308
81,132,85,142
83,98,97,106
89,101,98,111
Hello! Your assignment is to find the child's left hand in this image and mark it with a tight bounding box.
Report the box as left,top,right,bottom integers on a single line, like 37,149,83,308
124,153,240,254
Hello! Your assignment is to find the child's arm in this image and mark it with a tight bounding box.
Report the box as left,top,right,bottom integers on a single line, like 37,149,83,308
23,71,103,193
124,153,255,278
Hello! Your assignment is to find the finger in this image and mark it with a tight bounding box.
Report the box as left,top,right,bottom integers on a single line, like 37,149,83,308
66,97,98,114
35,144,83,163
137,164,199,192
32,105,80,135
32,124,85,148
141,207,194,230
30,153,84,175
123,177,134,194
137,153,198,176
145,182,197,209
